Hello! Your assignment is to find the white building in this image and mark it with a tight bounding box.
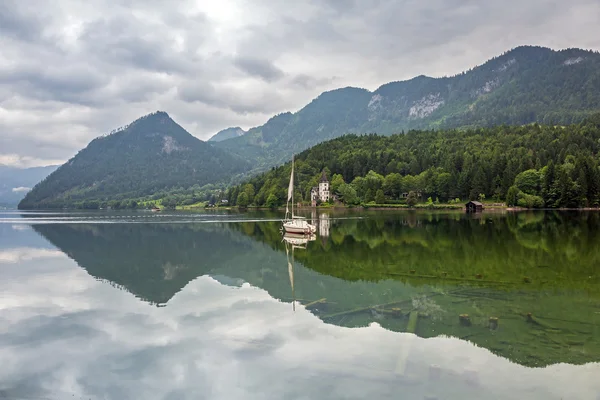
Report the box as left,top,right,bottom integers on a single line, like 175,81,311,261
310,170,330,206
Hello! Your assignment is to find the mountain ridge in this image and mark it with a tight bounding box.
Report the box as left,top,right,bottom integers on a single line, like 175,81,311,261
208,127,246,142
214,45,600,170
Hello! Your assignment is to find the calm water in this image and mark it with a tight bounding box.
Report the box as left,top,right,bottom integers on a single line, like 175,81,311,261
1,209,599,399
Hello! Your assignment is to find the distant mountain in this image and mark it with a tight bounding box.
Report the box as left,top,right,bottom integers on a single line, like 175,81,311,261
208,127,246,142
18,112,250,209
215,46,600,169
0,165,58,207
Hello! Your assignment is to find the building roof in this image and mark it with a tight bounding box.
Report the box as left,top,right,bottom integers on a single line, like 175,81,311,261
320,170,328,183
466,200,483,206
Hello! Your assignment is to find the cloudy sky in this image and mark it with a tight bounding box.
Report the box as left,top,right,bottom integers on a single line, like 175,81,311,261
1,0,599,168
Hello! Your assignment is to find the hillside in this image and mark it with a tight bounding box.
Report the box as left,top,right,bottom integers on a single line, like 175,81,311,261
207,127,246,142
215,46,600,169
0,165,58,207
226,114,600,208
18,112,250,209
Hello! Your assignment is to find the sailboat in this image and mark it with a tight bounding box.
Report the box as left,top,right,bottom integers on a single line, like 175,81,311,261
282,155,317,235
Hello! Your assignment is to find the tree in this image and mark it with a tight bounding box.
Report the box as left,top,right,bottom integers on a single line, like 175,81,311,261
506,185,519,206
237,192,249,208
541,161,556,206
266,193,278,209
163,197,177,209
402,175,418,193
517,192,544,208
331,174,345,194
365,170,384,191
406,191,418,207
338,183,358,205
243,184,255,204
436,172,452,201
364,188,374,203
351,176,367,199
514,169,541,195
375,189,385,204
383,173,402,199
471,166,487,199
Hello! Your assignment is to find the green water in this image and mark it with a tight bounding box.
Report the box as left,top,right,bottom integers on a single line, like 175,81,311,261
1,209,599,399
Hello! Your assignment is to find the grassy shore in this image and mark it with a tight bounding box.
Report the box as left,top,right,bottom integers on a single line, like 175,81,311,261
200,201,508,212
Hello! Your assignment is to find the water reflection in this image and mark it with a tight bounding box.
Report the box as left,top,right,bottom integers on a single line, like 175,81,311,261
283,232,316,311
23,211,600,368
1,210,600,399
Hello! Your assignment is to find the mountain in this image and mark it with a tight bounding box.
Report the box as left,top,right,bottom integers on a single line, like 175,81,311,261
18,111,250,209
207,127,246,142
0,165,58,207
215,46,600,169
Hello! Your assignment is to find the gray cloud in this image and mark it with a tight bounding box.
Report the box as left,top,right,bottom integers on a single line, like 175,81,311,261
0,0,47,42
233,56,285,82
177,81,292,114
291,74,339,89
0,64,110,105
1,0,600,166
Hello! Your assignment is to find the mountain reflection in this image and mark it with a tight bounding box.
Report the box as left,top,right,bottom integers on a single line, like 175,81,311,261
32,210,600,368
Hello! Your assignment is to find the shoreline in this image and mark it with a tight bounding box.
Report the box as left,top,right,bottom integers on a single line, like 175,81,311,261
13,204,600,212
200,204,600,212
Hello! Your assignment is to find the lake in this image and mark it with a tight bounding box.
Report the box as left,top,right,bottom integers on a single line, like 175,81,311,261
1,209,599,400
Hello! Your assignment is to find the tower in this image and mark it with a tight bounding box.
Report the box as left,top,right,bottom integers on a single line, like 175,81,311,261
318,170,329,202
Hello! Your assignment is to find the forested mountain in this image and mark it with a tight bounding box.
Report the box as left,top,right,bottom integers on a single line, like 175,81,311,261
207,127,246,142
18,112,250,209
0,165,57,207
216,46,600,170
227,114,600,208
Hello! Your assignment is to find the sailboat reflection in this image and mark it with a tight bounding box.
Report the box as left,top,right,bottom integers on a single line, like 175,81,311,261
283,232,316,311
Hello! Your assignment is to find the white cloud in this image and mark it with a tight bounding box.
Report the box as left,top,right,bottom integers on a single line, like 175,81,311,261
0,153,65,168
1,0,600,167
11,186,30,193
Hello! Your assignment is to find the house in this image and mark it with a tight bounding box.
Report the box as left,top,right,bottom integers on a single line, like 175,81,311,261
311,170,330,206
465,200,484,212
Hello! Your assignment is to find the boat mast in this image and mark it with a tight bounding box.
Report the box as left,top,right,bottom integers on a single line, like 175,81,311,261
291,155,294,218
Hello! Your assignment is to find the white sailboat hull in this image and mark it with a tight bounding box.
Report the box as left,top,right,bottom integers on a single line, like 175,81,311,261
283,219,316,234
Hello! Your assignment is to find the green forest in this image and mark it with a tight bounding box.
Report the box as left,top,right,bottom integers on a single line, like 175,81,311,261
227,115,600,208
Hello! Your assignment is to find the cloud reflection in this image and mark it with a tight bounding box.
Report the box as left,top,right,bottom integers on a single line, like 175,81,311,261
0,247,63,263
0,253,599,400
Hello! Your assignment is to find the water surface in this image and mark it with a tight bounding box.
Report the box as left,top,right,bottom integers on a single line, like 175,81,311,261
1,209,599,399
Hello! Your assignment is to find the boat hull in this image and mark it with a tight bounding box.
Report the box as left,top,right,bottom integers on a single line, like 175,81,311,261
283,220,316,235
